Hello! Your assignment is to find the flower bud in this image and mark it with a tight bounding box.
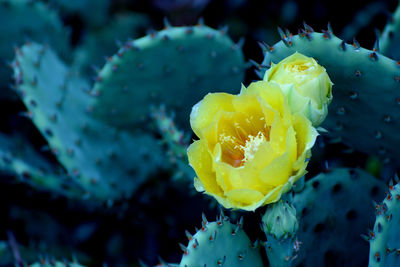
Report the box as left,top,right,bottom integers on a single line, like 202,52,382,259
264,52,333,126
262,200,298,240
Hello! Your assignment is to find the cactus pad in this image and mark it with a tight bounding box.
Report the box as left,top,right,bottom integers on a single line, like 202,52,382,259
293,168,386,266
179,213,263,267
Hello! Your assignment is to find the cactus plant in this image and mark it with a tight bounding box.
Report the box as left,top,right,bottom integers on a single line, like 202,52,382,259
293,168,386,266
1,1,400,266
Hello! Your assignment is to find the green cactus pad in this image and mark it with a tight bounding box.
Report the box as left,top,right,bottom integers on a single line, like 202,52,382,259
0,0,69,87
12,42,165,202
0,132,85,198
259,29,400,166
368,181,400,267
179,213,263,267
73,12,150,76
89,24,246,129
380,2,400,60
293,168,386,266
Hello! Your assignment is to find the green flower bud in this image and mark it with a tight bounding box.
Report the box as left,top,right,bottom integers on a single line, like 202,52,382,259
262,200,298,240
264,52,333,127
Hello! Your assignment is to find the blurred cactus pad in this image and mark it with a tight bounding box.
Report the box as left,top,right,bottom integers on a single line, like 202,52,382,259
0,0,399,266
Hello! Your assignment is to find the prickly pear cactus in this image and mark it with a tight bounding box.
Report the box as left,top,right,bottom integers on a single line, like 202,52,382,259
179,213,263,267
12,42,165,202
367,181,400,267
258,27,400,166
293,168,386,266
89,23,246,128
0,0,69,87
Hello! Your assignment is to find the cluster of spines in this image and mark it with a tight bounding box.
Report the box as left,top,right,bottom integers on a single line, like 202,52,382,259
258,22,385,68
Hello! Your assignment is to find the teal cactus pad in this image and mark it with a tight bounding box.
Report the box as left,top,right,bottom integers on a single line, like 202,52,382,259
12,42,165,202
259,29,400,166
380,2,400,60
73,12,150,75
368,181,400,267
0,132,85,198
0,0,69,86
293,168,386,266
89,24,246,129
179,213,263,267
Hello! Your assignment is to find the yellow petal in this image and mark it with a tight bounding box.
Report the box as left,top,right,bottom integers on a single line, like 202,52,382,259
269,116,288,154
260,152,292,186
245,81,285,116
225,188,265,205
292,113,318,157
190,93,235,138
286,125,297,164
187,140,222,195
261,184,285,205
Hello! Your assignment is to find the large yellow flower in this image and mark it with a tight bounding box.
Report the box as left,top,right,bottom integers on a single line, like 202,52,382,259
187,81,318,211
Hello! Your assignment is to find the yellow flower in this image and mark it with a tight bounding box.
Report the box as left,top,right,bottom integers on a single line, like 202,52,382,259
264,52,333,126
187,81,318,211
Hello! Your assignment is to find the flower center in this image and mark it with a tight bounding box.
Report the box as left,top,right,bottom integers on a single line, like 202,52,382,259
218,117,269,168
236,132,265,163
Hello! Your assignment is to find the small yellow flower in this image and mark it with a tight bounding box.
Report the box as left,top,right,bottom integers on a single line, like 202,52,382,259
187,81,318,211
264,52,333,126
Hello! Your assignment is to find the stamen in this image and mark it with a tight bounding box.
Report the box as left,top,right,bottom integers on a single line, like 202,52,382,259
236,132,265,163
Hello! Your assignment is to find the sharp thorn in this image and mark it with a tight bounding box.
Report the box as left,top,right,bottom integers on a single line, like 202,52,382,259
303,21,314,33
